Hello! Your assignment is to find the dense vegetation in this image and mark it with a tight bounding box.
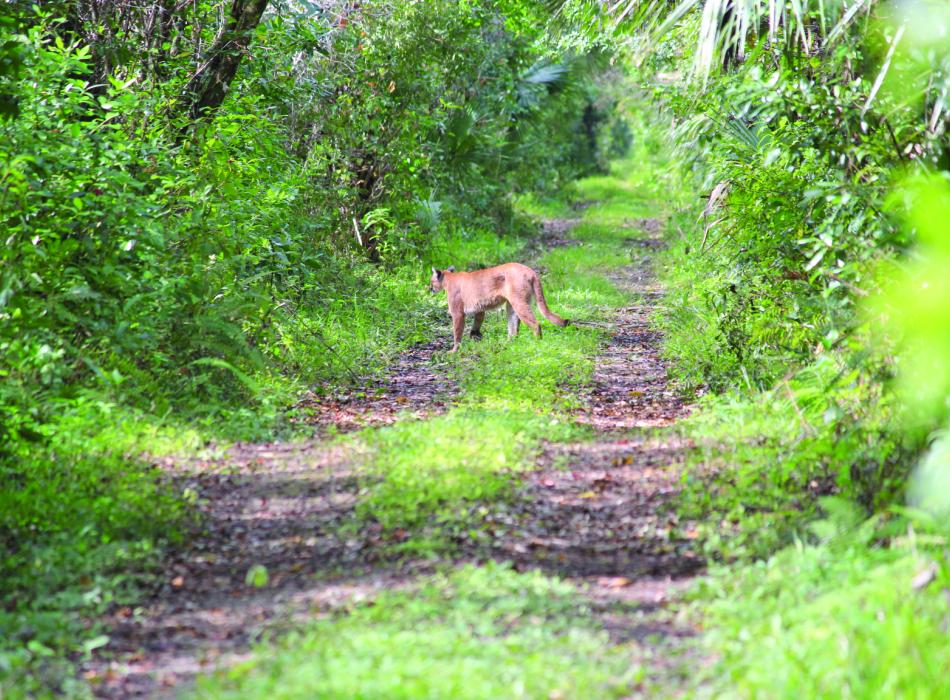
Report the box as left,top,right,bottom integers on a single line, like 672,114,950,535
1,1,627,691
556,0,950,694
3,0,950,697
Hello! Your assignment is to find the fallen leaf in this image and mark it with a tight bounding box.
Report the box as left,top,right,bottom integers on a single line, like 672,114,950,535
597,576,631,588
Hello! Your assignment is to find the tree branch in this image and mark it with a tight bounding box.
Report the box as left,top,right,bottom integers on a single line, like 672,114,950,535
179,0,269,129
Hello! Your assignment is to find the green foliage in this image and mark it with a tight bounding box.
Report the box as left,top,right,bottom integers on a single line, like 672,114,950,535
0,424,191,697
638,3,945,393
675,354,914,559
634,1,948,552
0,1,625,440
191,563,638,700
616,7,950,695
0,2,631,695
872,171,950,522
871,175,950,438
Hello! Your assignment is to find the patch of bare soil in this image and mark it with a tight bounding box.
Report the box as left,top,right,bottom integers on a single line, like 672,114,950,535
521,216,582,258
294,337,457,433
80,440,424,698
81,217,701,698
577,240,687,431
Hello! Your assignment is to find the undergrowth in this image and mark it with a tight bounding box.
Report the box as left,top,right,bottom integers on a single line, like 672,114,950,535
640,29,946,692
689,503,950,699
675,354,911,560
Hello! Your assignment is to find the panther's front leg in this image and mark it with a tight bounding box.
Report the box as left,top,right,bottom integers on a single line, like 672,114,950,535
449,310,465,352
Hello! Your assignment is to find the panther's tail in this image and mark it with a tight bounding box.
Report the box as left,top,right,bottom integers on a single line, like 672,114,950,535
531,275,569,327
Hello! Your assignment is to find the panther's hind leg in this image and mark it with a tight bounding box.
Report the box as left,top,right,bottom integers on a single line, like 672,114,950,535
511,300,541,338
471,312,485,339
506,302,520,338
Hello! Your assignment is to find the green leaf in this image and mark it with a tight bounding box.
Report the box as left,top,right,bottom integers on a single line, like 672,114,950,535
82,635,110,654
245,564,269,588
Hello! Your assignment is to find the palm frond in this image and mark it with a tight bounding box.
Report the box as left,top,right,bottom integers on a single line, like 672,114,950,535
521,61,570,85
559,0,881,75
517,61,571,111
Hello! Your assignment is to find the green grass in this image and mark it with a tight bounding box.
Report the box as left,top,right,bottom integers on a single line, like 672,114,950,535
690,505,950,699
670,350,911,560
192,563,640,700
512,192,575,219
665,353,929,699
356,408,579,534
0,432,192,698
1,387,246,691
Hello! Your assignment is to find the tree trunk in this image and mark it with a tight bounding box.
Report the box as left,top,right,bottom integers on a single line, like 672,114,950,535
179,0,269,125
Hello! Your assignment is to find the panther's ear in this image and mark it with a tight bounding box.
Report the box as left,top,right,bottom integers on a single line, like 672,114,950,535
436,268,444,280
431,267,438,275
447,266,456,272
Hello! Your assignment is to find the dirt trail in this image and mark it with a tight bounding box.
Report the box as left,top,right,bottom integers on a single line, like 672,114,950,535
477,218,700,652
82,217,699,698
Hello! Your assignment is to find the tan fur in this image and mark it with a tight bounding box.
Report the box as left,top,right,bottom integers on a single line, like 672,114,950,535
429,263,568,352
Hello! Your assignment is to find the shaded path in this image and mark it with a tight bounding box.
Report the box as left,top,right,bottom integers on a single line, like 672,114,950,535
82,217,701,698
81,347,459,696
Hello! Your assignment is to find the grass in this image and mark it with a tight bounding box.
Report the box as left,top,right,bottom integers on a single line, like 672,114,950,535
192,563,640,700
0,446,191,698
665,341,915,563
689,505,950,699
356,408,579,535
667,361,932,699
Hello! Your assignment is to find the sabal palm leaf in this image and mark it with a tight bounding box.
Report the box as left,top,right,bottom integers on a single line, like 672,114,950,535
521,61,570,86
517,60,571,111
560,0,878,74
